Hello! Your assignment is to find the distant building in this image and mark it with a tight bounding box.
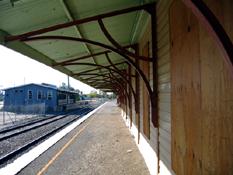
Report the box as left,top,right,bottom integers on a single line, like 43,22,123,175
3,83,79,113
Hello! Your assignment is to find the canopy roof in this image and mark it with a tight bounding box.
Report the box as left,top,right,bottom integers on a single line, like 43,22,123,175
0,0,154,92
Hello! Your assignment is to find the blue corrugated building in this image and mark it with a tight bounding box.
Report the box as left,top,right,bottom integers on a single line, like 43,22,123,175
3,83,78,113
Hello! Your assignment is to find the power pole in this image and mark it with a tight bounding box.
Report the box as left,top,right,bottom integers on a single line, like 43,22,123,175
67,76,70,90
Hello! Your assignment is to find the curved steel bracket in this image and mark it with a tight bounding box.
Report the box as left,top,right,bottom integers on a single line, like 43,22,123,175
62,61,137,99
22,36,151,99
98,19,153,62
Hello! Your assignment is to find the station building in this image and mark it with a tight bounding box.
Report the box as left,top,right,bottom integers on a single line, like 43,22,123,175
3,83,78,113
0,0,232,174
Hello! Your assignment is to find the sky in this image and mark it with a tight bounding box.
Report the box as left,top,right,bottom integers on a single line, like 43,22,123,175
0,45,96,94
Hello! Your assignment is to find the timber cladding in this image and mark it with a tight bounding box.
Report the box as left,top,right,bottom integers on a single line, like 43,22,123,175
170,0,233,175
141,41,150,139
138,21,151,140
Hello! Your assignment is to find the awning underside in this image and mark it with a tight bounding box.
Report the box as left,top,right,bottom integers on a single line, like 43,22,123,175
0,0,154,92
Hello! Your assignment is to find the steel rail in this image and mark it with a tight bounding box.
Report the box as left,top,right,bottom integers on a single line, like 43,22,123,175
0,108,86,135
0,108,88,141
0,106,97,165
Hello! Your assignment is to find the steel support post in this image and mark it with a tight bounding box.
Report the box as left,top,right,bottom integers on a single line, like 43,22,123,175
146,3,160,174
128,65,133,128
146,4,158,128
135,45,140,144
125,81,128,119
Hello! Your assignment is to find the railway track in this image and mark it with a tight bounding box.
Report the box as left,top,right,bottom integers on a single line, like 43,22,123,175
0,107,89,141
0,107,87,134
0,105,98,167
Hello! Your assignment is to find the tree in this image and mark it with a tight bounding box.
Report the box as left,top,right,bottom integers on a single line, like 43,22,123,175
59,82,74,91
87,90,98,98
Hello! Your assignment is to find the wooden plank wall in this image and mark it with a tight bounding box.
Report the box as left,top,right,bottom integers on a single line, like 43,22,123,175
137,0,174,174
139,23,158,148
170,0,233,174
142,42,150,138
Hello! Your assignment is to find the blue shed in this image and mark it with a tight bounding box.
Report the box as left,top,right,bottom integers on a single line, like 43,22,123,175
3,83,78,113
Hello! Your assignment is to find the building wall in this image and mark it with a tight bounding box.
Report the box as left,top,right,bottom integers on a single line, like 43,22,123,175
4,88,26,106
122,0,233,175
123,1,173,174
138,0,174,174
156,0,174,174
4,84,57,112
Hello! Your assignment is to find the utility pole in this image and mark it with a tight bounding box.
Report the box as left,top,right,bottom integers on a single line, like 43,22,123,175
67,75,70,90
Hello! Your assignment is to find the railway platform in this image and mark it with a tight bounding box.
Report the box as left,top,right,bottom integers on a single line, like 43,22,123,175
15,101,149,175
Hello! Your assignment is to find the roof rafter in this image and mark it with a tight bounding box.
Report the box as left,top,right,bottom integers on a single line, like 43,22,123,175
70,61,127,75
53,50,111,66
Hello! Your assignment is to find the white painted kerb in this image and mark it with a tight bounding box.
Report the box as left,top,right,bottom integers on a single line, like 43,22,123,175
0,102,107,175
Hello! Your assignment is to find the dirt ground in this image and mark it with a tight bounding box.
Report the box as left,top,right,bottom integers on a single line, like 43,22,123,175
19,101,150,175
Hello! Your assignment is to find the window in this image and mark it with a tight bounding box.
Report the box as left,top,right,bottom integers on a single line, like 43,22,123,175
28,90,32,99
20,90,23,93
15,90,18,93
37,91,42,100
47,91,52,100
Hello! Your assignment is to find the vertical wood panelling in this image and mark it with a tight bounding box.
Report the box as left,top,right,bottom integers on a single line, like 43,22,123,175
170,2,202,174
170,0,233,174
200,1,233,174
139,23,150,138
142,42,150,138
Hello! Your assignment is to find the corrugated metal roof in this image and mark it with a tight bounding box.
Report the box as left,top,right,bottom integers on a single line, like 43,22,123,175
4,83,79,94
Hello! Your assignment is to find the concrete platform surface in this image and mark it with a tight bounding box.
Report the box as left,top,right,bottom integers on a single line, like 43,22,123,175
19,101,149,175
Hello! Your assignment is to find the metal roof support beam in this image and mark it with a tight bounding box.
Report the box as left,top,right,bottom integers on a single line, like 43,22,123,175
134,44,140,144
146,4,160,174
98,19,153,62
5,3,156,42
128,64,132,128
75,72,119,77
104,52,136,109
70,61,127,75
80,74,106,81
105,52,125,74
77,72,136,78
53,45,135,67
79,74,116,81
86,76,111,83
23,36,152,100
89,79,113,86
124,79,128,119
90,78,131,103
102,53,136,102
108,71,133,115
53,50,111,66
110,82,130,104
60,0,97,64
64,62,136,98
145,4,159,128
63,60,126,67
